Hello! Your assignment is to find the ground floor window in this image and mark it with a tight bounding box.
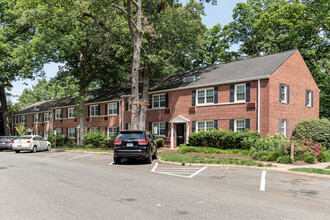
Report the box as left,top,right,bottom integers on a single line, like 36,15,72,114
89,127,99,132
153,122,166,136
55,128,62,135
108,127,118,137
68,128,76,139
279,119,289,136
197,121,214,132
235,119,246,132
44,131,49,139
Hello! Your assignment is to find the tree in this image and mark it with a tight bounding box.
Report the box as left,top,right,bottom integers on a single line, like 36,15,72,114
15,124,26,136
225,0,330,118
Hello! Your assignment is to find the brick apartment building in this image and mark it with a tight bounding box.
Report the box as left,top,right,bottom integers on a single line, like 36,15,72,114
12,49,319,148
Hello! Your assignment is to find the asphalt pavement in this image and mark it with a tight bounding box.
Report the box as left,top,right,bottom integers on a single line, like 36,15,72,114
1,150,330,220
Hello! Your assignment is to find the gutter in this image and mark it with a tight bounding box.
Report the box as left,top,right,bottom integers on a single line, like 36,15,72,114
258,79,261,133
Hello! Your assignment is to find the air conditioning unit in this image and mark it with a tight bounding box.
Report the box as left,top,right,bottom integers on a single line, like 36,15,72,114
183,76,196,83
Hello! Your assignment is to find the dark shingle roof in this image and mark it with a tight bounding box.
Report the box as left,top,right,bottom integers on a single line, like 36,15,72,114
151,49,297,92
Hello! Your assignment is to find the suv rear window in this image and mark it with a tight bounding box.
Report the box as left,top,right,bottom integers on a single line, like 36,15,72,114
116,131,145,140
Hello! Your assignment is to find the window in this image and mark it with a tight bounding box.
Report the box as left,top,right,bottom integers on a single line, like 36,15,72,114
90,105,99,117
14,116,18,124
44,131,49,139
68,128,76,139
55,109,62,119
21,115,26,124
197,88,214,105
108,103,118,115
128,123,131,130
306,91,312,107
89,127,98,132
153,122,166,136
108,127,118,136
68,108,74,118
197,121,214,132
33,131,39,135
235,119,246,132
153,94,166,108
34,114,39,123
235,84,246,102
55,128,62,135
44,113,50,122
280,84,287,103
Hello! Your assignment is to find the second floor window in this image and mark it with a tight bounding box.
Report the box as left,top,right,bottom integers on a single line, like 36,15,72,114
153,94,166,108
21,115,26,124
235,84,246,102
108,103,118,115
197,89,214,105
68,108,74,118
90,105,99,116
306,90,313,107
34,114,39,123
280,84,288,103
44,113,50,122
55,109,62,119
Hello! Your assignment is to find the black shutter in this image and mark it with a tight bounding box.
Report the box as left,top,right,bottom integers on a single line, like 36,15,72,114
214,87,218,104
230,85,235,102
287,85,290,103
75,128,77,138
245,119,250,131
214,120,218,130
305,90,308,106
117,127,120,134
165,93,169,107
311,91,314,107
165,122,169,137
286,120,290,137
33,114,34,123
88,128,90,132
279,119,282,134
125,123,128,130
149,95,152,109
60,109,63,118
192,90,196,106
98,127,100,131
279,84,282,102
66,128,68,136
229,119,234,131
98,104,101,115
192,121,196,132
125,100,128,111
88,106,90,117
66,108,68,118
246,83,250,101
105,104,108,115
149,122,152,132
117,102,120,114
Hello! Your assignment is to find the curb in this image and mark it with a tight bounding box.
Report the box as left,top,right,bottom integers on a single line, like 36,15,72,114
51,149,113,156
157,158,330,179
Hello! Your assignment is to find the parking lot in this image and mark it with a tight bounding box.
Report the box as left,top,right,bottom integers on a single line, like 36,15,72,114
1,150,330,219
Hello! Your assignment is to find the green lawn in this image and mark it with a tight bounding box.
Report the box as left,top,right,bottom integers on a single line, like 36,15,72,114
324,166,330,169
158,152,271,167
289,168,330,175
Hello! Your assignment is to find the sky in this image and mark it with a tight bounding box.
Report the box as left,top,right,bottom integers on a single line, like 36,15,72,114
10,0,245,103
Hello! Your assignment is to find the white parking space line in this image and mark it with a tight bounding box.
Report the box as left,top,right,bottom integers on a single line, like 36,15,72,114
46,152,71,157
260,170,266,191
151,162,207,179
68,154,92,161
108,162,114,166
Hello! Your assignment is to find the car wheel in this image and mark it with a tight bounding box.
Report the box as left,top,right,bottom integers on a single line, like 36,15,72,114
147,150,152,164
152,148,158,160
46,145,51,151
113,156,121,164
15,150,20,153
31,146,37,153
0,149,3,151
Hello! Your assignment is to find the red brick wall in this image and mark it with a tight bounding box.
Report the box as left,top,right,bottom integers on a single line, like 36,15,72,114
268,50,319,136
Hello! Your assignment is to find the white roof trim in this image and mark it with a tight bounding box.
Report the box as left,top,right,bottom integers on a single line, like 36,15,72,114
170,115,190,123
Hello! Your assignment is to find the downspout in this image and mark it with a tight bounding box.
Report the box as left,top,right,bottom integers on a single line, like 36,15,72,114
119,99,121,132
258,79,261,133
121,96,124,131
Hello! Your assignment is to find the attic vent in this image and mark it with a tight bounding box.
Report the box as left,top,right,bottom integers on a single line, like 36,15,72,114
183,76,196,83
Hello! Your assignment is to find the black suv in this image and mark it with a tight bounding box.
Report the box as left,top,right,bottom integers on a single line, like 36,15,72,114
113,130,157,164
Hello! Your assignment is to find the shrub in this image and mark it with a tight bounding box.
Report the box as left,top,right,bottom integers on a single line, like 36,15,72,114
292,119,330,149
276,155,293,164
303,154,317,164
188,129,260,149
83,131,107,148
107,135,117,148
156,138,164,148
47,134,69,147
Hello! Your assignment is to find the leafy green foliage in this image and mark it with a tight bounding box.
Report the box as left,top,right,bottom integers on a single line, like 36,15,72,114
276,155,292,164
47,134,69,147
178,146,250,155
14,124,26,136
83,131,107,148
107,135,117,148
188,129,261,149
156,138,164,148
292,119,330,149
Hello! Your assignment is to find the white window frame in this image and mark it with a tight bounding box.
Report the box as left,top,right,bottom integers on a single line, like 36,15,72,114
235,84,246,102
55,109,62,119
152,94,166,109
280,119,287,135
280,84,287,103
306,91,312,107
68,128,76,139
21,115,26,124
197,88,214,106
68,108,75,118
44,113,50,122
234,119,246,132
55,128,62,135
44,131,49,139
34,114,39,123
14,116,18,124
196,121,214,132
108,103,118,115
90,105,99,117
89,127,98,132
108,127,118,137
152,122,166,137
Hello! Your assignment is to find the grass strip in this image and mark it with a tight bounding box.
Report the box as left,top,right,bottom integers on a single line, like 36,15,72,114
290,168,330,175
177,146,250,155
324,166,330,169
159,152,269,167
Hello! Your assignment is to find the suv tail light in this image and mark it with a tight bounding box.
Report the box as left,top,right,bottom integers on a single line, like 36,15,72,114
9,140,14,143
27,141,31,143
114,140,122,145
138,140,148,145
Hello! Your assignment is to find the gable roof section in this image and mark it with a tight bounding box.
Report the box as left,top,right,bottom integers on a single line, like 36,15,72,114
151,49,297,92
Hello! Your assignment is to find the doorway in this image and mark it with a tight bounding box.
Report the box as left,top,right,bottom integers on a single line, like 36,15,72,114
176,124,185,147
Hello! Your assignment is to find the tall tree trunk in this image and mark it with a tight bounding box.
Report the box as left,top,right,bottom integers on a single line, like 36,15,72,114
129,0,143,130
0,87,10,136
79,52,87,145
138,68,150,130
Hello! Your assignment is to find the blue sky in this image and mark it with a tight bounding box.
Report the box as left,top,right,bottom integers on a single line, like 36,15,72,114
10,0,245,103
